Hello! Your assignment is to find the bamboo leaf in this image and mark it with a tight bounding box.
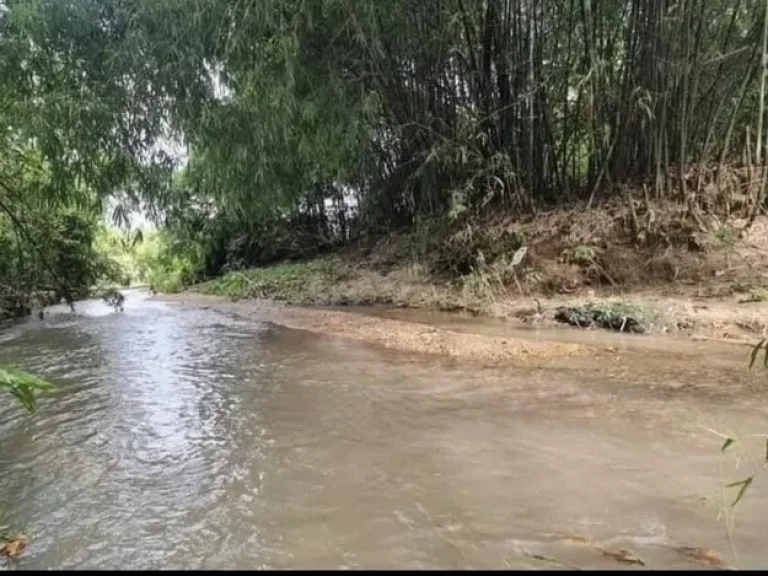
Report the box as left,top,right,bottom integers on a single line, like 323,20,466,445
726,476,754,507
0,367,54,413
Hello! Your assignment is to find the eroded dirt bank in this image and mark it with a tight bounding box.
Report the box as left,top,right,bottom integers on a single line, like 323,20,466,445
184,202,768,347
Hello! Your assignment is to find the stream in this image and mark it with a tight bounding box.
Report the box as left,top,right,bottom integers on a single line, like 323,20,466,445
1,289,767,569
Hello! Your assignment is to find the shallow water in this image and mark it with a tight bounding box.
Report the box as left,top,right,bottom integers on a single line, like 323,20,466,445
1,290,767,569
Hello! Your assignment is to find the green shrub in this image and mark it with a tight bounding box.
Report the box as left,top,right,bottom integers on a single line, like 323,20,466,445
201,258,348,304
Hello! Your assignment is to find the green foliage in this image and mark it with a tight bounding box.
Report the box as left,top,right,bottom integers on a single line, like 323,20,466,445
739,287,768,303
93,227,140,286
0,0,182,310
0,366,53,413
136,0,768,279
715,225,738,247
200,258,348,304
570,245,601,267
1,0,768,290
48,213,110,299
130,231,203,293
0,197,126,315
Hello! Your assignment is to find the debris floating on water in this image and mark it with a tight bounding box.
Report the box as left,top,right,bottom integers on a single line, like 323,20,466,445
600,547,646,566
0,534,28,559
675,546,729,568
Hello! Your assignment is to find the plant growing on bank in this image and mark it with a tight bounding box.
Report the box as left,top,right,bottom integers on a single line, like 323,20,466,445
570,244,600,267
199,258,349,304
740,287,768,303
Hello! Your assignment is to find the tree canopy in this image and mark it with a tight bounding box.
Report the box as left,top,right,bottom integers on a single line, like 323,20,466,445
1,0,768,291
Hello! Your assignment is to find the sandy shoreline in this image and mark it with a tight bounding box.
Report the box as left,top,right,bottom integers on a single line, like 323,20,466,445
153,291,759,373
153,292,606,367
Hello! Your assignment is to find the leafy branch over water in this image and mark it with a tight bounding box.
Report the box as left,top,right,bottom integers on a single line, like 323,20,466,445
703,340,768,566
0,366,53,413
0,366,52,560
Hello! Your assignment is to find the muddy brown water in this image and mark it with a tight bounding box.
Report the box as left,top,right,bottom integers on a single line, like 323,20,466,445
1,290,768,569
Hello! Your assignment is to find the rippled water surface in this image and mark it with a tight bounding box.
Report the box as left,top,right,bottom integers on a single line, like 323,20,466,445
2,290,768,569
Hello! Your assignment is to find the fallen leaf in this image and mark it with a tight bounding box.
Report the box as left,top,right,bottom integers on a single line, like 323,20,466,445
676,546,728,568
0,535,28,559
600,547,646,566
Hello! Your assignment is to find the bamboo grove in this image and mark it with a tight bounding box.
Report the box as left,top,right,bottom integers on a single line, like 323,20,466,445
1,0,768,283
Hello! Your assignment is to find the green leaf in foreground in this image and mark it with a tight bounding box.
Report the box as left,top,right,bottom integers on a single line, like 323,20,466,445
725,476,754,507
0,367,54,413
721,437,736,452
749,339,766,369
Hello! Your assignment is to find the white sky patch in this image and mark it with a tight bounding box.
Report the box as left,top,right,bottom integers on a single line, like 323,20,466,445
106,61,231,231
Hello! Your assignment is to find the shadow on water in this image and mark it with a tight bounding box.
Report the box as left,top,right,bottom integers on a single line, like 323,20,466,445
1,289,767,569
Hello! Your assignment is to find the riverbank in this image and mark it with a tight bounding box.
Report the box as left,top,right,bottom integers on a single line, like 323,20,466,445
172,201,768,347
156,284,766,378
0,290,62,324
155,291,598,367
188,261,768,345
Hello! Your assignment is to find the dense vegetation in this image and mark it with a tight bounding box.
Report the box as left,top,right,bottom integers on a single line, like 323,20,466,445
95,227,202,293
2,0,768,300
